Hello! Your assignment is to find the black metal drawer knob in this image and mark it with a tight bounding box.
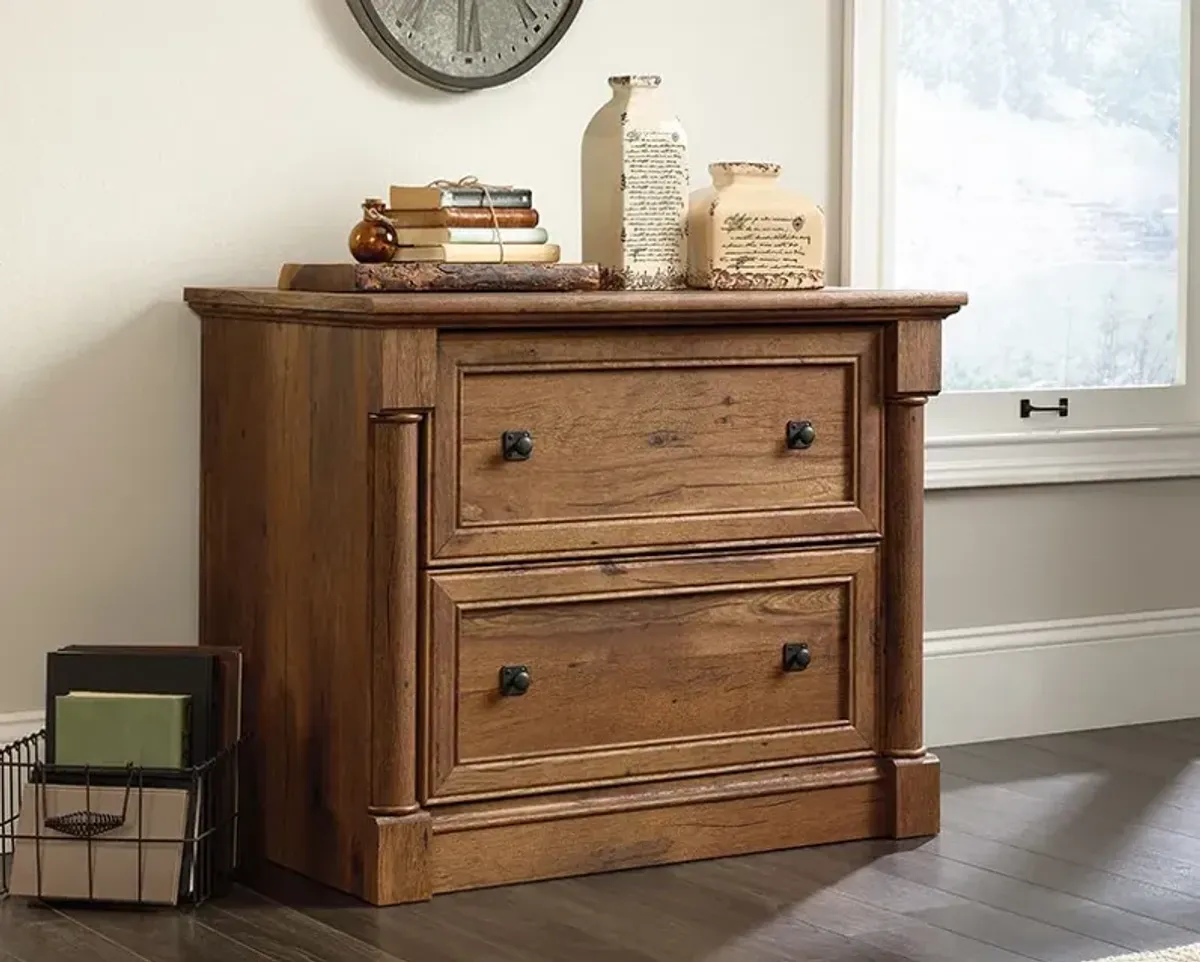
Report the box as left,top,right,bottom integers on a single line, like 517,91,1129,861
499,665,532,696
502,430,534,460
786,420,816,450
782,643,811,672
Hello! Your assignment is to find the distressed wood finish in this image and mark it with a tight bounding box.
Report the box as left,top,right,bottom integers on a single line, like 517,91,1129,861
187,287,964,905
426,547,879,802
882,319,943,832
279,262,602,294
200,319,386,894
430,766,889,894
369,414,424,817
433,327,881,561
12,725,1200,962
183,286,967,325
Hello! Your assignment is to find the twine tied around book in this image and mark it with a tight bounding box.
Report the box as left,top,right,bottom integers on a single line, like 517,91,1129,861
427,176,511,261
366,176,514,262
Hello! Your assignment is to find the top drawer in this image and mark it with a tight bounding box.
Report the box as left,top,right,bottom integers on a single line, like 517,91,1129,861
430,327,882,562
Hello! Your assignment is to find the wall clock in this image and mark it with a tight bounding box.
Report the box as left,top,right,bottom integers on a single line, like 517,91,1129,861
346,0,584,93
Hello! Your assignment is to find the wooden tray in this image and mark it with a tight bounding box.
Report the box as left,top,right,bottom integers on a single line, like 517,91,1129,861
278,262,601,293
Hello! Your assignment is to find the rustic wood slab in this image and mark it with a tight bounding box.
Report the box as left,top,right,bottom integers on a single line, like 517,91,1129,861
278,262,601,293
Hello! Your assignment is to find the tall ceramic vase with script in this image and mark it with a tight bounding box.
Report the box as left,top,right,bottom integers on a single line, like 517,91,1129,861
581,75,689,290
687,162,826,290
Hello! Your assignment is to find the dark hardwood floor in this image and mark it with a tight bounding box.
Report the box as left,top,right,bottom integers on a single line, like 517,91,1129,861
7,721,1200,962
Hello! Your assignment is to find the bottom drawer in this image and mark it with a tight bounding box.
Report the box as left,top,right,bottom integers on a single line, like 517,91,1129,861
424,547,879,803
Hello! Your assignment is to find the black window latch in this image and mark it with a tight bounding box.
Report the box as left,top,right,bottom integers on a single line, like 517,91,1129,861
1020,397,1069,419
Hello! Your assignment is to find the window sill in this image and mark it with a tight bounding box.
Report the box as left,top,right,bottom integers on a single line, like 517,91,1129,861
925,425,1200,490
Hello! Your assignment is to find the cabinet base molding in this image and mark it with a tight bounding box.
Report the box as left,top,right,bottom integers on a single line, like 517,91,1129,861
365,812,433,906
319,756,937,905
888,753,941,839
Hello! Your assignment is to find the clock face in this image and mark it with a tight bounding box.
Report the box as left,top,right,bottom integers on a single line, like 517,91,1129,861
346,0,584,92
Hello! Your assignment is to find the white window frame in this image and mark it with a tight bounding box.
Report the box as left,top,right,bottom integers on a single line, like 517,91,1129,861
841,0,1200,489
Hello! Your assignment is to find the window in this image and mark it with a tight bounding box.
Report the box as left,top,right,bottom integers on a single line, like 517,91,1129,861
843,0,1200,485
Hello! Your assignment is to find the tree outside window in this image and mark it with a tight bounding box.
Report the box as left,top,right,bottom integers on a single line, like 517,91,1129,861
895,0,1182,394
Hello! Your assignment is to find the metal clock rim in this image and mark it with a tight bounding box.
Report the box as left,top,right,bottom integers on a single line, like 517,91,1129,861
345,0,585,93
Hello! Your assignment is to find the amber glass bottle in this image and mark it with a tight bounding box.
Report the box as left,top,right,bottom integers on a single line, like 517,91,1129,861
348,198,399,264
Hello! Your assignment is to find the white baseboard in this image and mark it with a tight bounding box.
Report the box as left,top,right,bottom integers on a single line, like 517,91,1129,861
926,607,1200,747
0,711,42,856
3,609,1198,757
0,710,44,747
925,425,1200,490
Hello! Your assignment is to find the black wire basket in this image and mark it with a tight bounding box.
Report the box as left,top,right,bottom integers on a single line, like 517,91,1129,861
0,729,243,907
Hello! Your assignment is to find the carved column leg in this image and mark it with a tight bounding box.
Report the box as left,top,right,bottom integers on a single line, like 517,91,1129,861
885,397,928,760
884,320,942,839
367,412,432,904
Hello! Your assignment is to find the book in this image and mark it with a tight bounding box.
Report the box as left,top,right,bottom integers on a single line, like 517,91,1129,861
59,646,242,767
391,243,561,264
45,649,221,776
59,645,244,875
278,262,602,293
54,692,190,770
392,227,549,246
46,646,242,900
383,207,539,228
9,782,192,905
388,184,533,210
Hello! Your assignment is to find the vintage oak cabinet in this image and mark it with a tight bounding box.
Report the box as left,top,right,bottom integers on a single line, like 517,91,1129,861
183,286,967,905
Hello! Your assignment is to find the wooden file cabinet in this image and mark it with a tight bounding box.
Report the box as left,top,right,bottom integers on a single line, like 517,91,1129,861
184,286,966,905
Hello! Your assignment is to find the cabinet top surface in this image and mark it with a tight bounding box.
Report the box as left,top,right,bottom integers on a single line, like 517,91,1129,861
182,286,968,327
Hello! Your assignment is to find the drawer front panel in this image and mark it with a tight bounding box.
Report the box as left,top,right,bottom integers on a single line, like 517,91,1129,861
431,328,881,561
424,547,879,802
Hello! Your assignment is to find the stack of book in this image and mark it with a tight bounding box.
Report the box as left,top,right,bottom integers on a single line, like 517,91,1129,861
6,646,243,906
383,182,560,265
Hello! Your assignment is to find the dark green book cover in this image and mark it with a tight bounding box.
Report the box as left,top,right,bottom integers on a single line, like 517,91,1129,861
54,692,190,770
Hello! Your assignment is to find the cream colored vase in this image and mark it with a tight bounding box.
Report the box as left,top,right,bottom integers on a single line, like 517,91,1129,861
581,75,689,290
687,163,826,290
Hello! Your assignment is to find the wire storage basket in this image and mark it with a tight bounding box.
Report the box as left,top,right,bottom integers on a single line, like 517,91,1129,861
0,729,242,907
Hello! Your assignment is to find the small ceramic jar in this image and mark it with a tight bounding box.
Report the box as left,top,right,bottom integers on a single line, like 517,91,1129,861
687,163,826,290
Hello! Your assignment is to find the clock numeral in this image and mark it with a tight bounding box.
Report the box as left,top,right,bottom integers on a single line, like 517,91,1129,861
457,0,483,53
512,0,538,29
396,0,428,29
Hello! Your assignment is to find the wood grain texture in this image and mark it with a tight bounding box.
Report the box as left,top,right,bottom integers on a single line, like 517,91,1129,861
189,287,955,905
279,262,602,293
57,902,281,962
365,813,432,905
200,316,394,898
369,415,423,816
827,835,1200,954
297,324,379,893
0,898,141,962
432,327,882,561
430,774,888,894
11,726,1200,962
184,286,969,327
199,318,284,868
380,328,437,409
881,316,940,837
891,753,941,838
883,397,929,761
201,890,404,962
425,548,879,801
887,319,943,396
779,842,1129,962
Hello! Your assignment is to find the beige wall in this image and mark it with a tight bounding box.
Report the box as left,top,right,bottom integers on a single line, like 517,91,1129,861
0,0,839,713
926,480,1200,631
1,1,1193,717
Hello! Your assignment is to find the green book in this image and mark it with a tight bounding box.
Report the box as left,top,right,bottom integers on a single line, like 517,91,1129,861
54,691,191,770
